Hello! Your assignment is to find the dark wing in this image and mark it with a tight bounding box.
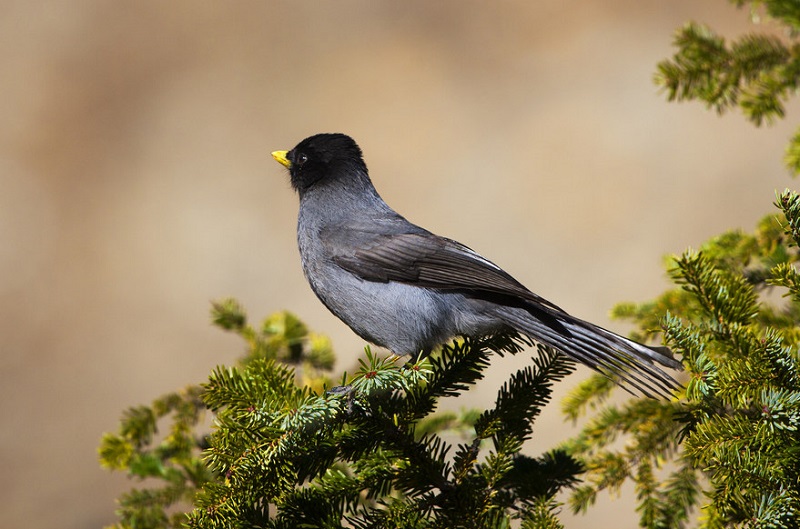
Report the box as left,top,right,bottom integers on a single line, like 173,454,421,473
323,223,564,313
323,222,682,397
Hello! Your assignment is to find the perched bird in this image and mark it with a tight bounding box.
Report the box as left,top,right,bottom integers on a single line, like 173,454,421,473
272,133,681,397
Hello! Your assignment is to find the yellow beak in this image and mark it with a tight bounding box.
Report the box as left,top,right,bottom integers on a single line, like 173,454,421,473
271,150,291,168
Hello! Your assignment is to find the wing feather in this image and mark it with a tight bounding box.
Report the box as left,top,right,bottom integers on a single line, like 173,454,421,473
324,226,564,312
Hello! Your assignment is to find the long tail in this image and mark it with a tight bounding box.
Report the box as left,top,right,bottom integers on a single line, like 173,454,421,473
494,305,682,398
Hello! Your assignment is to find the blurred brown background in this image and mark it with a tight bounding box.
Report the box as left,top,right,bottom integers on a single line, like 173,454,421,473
2,2,796,528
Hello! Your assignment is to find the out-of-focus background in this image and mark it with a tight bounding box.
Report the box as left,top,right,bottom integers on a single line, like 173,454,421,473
2,2,796,528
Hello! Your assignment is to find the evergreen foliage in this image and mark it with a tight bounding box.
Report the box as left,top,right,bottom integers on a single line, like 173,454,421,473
100,302,582,528
655,0,800,173
564,193,800,528
563,4,800,525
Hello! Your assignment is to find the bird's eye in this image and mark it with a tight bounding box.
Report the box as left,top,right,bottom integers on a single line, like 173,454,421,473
296,152,308,166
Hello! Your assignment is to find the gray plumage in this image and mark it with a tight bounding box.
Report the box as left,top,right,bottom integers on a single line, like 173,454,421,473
272,133,681,397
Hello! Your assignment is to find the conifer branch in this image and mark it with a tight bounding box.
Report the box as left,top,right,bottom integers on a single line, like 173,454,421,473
565,192,800,526
101,313,582,528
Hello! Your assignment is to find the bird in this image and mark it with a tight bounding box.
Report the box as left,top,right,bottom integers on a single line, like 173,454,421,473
271,133,681,397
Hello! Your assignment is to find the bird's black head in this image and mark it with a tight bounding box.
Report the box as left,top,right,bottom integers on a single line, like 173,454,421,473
272,133,369,194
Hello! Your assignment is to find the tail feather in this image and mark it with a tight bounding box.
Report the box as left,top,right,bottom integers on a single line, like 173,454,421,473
495,307,682,398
